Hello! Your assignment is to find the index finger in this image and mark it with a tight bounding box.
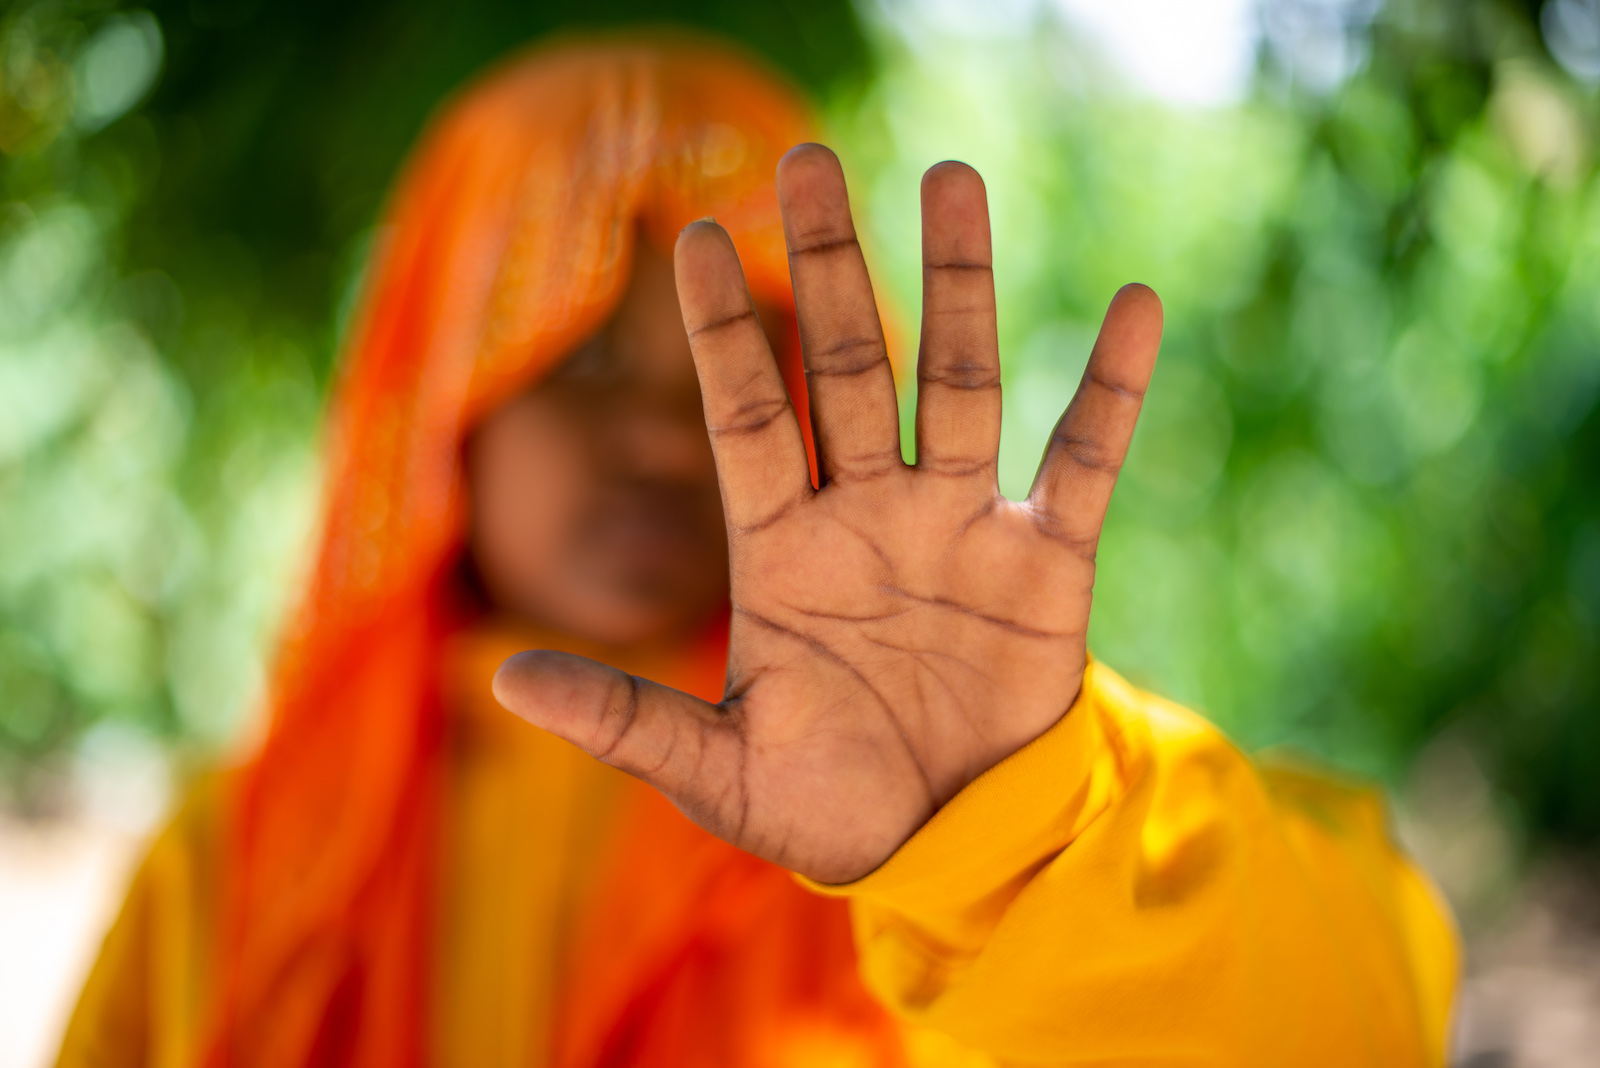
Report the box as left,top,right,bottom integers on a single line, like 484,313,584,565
675,220,813,534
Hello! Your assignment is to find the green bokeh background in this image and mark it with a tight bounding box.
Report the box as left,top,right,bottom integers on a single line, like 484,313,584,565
2,0,1596,872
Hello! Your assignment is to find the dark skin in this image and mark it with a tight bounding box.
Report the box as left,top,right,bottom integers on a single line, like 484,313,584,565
467,245,741,646
492,145,1163,885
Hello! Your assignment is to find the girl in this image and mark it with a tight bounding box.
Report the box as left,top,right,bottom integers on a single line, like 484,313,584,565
60,36,1456,1068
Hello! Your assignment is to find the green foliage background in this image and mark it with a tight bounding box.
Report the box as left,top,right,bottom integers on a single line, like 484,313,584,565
2,0,1597,864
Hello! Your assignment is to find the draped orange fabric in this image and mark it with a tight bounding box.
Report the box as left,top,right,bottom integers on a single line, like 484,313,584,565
205,38,839,1067
554,785,906,1068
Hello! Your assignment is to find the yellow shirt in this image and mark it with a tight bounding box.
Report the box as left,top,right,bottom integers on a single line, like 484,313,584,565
57,656,1457,1067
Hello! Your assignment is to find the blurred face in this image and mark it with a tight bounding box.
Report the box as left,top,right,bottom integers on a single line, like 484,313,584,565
467,244,771,645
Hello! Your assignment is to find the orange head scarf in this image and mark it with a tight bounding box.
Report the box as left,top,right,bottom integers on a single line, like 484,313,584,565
205,37,824,1067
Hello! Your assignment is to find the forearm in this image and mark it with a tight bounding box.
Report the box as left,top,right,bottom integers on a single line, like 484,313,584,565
808,659,1458,1067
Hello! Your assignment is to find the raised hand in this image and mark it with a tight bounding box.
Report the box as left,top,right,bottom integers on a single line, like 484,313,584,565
494,145,1162,884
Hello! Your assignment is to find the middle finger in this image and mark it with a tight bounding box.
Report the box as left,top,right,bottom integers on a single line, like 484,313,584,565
776,144,903,486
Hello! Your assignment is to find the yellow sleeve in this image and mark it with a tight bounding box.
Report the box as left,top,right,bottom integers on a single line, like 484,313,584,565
55,775,222,1068
808,659,1459,1068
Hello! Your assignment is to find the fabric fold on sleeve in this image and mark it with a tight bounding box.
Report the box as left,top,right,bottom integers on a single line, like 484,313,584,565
802,658,1459,1068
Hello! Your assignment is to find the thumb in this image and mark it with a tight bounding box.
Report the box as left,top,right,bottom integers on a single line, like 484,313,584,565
492,650,742,815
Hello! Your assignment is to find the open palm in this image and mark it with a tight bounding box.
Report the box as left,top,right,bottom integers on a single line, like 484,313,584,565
495,145,1162,884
